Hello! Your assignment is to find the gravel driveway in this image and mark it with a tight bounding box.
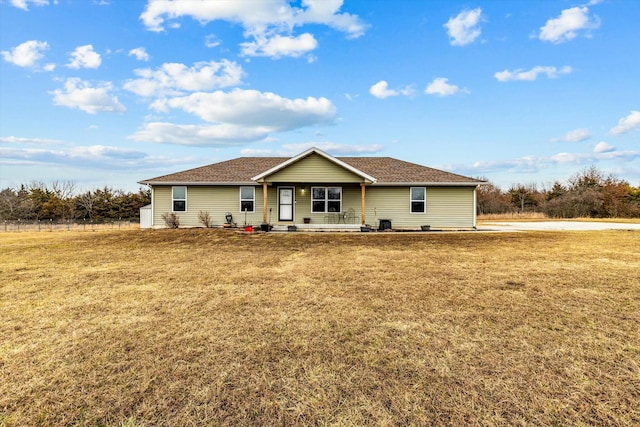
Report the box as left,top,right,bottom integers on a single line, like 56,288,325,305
477,221,640,232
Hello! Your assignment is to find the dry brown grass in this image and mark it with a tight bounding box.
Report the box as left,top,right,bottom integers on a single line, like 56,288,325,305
477,212,549,221
1,229,639,426
478,213,640,224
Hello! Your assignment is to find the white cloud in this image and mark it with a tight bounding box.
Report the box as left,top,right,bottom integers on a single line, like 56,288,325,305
67,45,101,69
140,0,270,32
293,0,367,38
370,81,397,99
139,0,367,59
369,81,413,99
50,78,126,114
400,87,414,96
551,128,591,143
549,150,638,164
593,141,614,153
1,40,49,68
205,34,221,48
471,155,541,174
494,65,572,82
0,145,147,168
0,136,63,145
141,0,366,36
0,143,197,180
124,60,244,97
285,142,383,155
240,33,317,58
469,149,639,174
70,145,146,161
609,110,640,135
564,128,591,142
444,8,483,46
0,136,64,145
132,89,336,146
128,47,150,61
129,122,272,146
154,89,335,128
9,0,49,10
539,6,600,44
240,142,383,157
425,77,463,96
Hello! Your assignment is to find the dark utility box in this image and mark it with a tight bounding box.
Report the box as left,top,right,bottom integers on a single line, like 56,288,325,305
378,219,392,231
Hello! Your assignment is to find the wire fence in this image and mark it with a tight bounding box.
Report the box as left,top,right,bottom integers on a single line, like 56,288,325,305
1,219,139,232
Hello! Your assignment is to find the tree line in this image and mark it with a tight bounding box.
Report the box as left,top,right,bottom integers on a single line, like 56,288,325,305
477,166,640,218
1,166,638,222
0,181,151,222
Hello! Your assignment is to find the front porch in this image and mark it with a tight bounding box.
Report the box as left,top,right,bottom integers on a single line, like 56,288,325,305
258,183,369,227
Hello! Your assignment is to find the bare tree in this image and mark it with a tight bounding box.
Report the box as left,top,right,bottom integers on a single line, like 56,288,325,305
508,183,539,213
76,190,97,221
51,180,77,221
476,180,511,215
0,188,20,220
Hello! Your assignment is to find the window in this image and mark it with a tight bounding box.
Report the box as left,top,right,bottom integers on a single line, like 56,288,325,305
240,186,255,212
410,187,425,213
312,186,342,213
172,186,186,212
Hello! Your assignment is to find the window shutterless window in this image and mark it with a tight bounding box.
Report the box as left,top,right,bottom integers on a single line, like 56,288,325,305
410,187,425,213
172,186,187,212
240,186,255,212
311,186,342,213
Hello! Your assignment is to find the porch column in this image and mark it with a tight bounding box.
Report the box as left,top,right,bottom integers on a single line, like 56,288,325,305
262,182,268,224
360,183,366,225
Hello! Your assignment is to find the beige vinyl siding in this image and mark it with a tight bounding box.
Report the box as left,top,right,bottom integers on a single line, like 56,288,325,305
153,185,267,228
152,186,171,227
424,187,475,228
266,153,363,183
363,186,475,229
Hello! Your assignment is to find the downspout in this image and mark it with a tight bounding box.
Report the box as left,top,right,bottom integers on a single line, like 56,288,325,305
150,185,154,227
361,182,366,225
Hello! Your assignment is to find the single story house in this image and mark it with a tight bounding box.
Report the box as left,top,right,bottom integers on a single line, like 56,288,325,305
138,147,485,230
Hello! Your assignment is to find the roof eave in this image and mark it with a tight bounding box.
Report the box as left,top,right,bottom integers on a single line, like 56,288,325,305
371,181,485,186
138,181,259,186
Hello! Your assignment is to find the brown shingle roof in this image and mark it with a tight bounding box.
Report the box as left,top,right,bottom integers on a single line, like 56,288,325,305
140,157,288,184
140,155,482,185
339,157,482,184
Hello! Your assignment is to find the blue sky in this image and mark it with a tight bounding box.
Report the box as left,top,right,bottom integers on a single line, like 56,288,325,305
1,0,638,192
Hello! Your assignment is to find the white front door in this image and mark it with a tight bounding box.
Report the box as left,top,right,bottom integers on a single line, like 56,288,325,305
279,187,294,221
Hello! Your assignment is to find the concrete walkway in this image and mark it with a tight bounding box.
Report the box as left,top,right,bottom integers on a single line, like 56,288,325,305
477,221,640,232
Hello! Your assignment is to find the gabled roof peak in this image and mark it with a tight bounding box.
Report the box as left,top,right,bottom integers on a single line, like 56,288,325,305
251,147,377,183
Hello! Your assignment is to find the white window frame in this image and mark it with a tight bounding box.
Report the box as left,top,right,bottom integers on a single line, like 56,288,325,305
239,186,255,213
172,186,187,212
311,186,342,213
410,187,426,214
